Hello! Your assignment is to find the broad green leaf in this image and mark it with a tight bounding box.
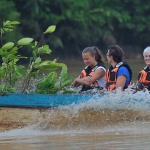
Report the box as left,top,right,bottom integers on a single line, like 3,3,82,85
12,58,19,63
60,64,68,80
3,20,11,26
38,61,60,70
35,57,41,63
38,45,52,54
44,25,56,34
3,28,13,32
11,47,18,54
17,65,26,73
0,50,5,55
32,41,38,48
34,41,38,46
6,54,16,60
47,72,57,82
17,38,34,45
33,57,42,68
2,42,14,50
39,60,50,66
54,81,61,89
10,21,20,25
60,77,73,87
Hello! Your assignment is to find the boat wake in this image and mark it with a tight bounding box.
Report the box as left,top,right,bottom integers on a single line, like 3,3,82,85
34,89,150,130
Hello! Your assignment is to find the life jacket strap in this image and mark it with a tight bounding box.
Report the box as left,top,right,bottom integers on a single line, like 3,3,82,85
136,82,150,91
106,82,116,91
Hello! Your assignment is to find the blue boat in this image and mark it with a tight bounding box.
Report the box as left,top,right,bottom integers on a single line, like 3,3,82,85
0,92,149,131
0,93,103,108
0,90,149,108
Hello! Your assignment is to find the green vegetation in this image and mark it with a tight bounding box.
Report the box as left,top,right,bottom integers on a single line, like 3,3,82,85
0,20,73,95
0,0,149,57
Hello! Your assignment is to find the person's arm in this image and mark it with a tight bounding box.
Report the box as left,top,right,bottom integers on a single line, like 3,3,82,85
71,75,82,87
87,68,105,84
116,66,130,90
116,75,126,90
72,68,105,87
76,68,105,86
72,76,91,86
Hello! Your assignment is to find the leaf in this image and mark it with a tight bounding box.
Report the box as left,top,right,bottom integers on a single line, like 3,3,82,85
2,42,14,50
11,47,18,54
3,27,13,32
35,57,41,64
6,54,16,60
54,81,61,89
47,72,57,82
38,61,60,70
44,25,56,34
61,77,73,87
17,65,26,73
3,20,11,26
32,57,42,68
60,64,68,80
10,21,20,25
38,45,52,54
17,38,34,45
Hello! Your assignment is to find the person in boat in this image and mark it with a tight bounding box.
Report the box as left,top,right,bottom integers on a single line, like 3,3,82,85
136,46,150,91
71,46,106,92
105,45,132,91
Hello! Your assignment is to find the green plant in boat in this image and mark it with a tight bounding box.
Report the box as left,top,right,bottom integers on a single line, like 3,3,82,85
0,20,73,95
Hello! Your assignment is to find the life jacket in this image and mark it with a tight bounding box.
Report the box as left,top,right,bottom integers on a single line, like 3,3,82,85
136,66,150,91
105,62,132,91
80,61,106,91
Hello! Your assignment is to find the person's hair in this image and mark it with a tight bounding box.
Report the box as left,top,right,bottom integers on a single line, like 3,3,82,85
82,46,104,63
143,46,150,56
107,45,124,63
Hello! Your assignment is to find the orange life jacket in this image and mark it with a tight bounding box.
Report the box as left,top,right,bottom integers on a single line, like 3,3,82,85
136,66,150,90
105,62,132,91
80,61,105,91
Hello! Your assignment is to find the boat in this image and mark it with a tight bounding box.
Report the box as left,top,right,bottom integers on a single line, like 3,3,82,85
0,93,102,108
0,93,103,131
0,92,149,131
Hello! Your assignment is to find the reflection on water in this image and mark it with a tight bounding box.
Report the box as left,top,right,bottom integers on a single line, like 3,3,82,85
0,89,150,149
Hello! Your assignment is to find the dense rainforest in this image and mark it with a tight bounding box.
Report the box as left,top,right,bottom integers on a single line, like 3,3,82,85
0,0,150,59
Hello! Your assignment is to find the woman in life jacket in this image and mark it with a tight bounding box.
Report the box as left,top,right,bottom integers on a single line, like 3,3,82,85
136,46,150,91
71,46,106,92
105,45,132,91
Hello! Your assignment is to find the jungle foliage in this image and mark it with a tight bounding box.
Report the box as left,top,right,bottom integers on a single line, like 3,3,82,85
0,20,73,95
0,0,150,58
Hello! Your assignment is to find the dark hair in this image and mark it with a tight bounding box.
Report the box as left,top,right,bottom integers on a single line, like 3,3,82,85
107,45,124,63
82,46,104,63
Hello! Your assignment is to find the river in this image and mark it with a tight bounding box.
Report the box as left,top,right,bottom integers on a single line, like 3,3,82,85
0,89,150,149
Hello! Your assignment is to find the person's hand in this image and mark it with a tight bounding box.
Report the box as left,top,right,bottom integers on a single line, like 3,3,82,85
71,78,81,87
84,76,92,83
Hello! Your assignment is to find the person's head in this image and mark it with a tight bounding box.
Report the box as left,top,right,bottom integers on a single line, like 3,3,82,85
106,45,124,63
143,46,150,66
82,46,104,67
